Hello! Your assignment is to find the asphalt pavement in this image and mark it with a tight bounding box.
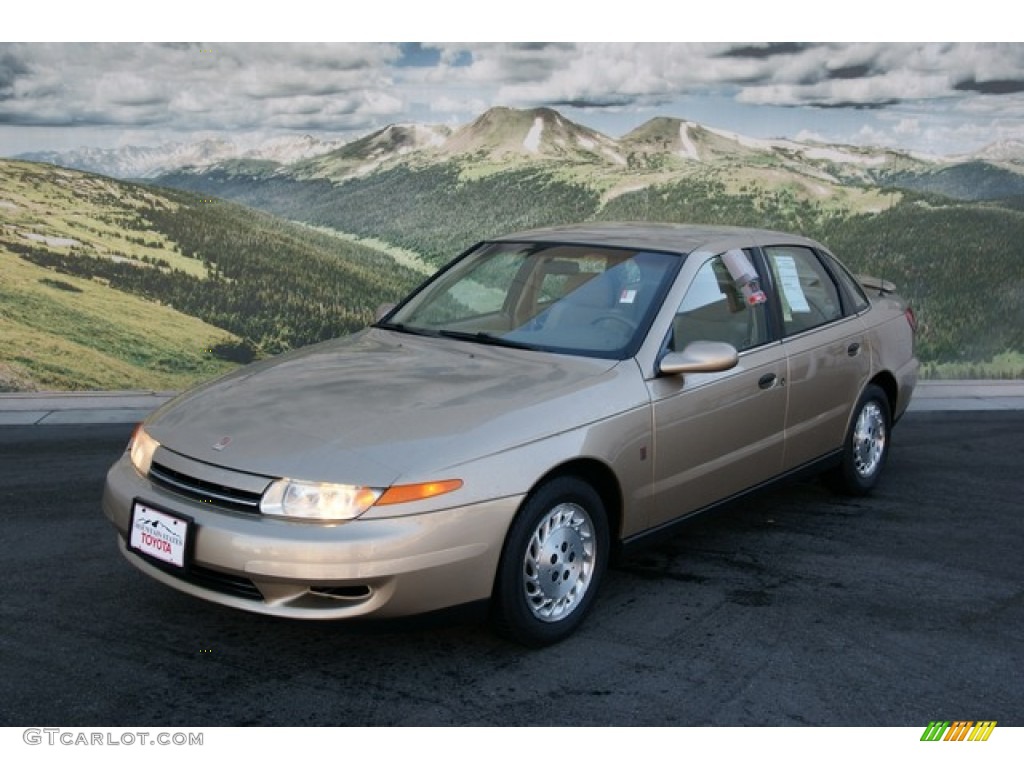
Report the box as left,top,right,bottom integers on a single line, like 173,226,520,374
1,379,1023,425
1,412,1022,726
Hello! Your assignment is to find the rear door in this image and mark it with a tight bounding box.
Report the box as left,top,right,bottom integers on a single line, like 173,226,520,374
761,245,870,470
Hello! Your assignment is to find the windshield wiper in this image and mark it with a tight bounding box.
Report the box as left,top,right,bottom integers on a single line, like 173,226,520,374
377,324,535,350
436,330,537,350
375,321,441,338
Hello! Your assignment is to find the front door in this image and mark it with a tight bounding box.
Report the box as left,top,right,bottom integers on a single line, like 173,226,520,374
646,252,788,528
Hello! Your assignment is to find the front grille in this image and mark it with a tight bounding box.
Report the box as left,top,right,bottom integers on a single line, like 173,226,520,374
180,563,264,601
134,547,265,602
149,461,265,514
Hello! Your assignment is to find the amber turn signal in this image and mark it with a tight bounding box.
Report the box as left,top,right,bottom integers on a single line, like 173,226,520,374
376,479,464,506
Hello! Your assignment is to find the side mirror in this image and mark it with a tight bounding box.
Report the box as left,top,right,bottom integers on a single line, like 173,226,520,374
374,303,396,322
659,341,739,376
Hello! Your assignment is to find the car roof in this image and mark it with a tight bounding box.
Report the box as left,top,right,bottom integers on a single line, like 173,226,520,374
493,221,821,255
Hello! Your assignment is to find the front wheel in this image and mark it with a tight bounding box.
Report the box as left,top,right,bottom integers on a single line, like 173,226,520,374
828,384,892,495
491,476,609,647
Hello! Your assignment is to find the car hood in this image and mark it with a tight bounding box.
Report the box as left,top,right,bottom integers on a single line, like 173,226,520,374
146,327,643,486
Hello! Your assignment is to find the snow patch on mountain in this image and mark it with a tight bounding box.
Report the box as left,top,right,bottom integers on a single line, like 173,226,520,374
802,147,887,166
678,123,700,161
703,124,900,167
602,147,627,166
523,117,544,153
244,135,346,164
705,125,779,152
23,232,79,247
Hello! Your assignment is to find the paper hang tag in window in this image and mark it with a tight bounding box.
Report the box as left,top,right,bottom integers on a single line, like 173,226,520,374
721,248,767,306
774,254,811,313
619,288,637,304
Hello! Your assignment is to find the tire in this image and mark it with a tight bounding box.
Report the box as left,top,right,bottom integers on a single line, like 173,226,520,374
491,476,609,647
828,384,892,496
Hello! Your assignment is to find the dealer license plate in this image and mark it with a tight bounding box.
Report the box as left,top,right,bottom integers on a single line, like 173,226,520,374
130,502,189,568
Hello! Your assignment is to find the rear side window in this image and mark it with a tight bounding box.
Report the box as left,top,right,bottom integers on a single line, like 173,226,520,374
764,246,843,336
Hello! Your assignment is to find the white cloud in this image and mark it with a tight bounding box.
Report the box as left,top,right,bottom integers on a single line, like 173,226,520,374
892,118,921,138
1,42,1023,156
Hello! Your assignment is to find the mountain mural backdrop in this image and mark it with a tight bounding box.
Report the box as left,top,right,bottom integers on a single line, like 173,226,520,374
4,106,1024,390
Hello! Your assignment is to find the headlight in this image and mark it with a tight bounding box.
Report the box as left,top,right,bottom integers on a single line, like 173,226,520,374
128,424,160,476
259,478,464,521
260,479,382,521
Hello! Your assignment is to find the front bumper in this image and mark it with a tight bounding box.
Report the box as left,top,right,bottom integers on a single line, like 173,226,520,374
103,454,522,619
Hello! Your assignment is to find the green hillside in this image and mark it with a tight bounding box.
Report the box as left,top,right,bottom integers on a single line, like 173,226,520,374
0,253,236,391
0,160,422,391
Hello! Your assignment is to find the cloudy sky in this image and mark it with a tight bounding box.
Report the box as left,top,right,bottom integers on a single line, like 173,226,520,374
2,36,1022,158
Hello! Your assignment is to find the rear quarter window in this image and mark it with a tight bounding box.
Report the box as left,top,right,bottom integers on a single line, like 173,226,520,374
820,250,871,314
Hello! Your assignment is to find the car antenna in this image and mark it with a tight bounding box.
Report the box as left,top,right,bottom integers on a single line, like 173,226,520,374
868,186,899,298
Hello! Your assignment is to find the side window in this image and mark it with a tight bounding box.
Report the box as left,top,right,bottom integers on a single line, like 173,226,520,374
764,246,843,336
669,252,769,353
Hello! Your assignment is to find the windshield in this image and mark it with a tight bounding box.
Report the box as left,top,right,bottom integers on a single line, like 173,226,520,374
380,242,680,359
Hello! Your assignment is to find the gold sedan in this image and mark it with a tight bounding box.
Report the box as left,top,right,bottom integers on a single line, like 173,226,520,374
103,223,918,646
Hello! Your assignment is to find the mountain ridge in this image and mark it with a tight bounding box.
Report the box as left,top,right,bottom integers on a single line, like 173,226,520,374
14,106,1024,200
16,134,348,180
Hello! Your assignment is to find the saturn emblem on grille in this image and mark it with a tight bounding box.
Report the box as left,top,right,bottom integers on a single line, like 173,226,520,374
212,436,232,451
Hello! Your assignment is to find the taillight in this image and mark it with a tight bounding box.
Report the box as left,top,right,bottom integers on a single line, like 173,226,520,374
904,307,918,333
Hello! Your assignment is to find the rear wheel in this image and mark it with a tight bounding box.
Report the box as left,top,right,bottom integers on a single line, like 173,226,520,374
492,476,608,647
828,384,891,495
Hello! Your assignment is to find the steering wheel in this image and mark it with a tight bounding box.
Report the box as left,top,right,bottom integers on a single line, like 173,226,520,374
591,314,638,335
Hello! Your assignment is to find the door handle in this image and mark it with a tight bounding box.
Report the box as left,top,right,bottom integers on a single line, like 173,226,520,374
758,373,777,390
847,342,861,357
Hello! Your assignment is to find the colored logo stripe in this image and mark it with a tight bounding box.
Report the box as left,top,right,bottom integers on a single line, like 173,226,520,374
968,722,997,741
921,721,996,742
